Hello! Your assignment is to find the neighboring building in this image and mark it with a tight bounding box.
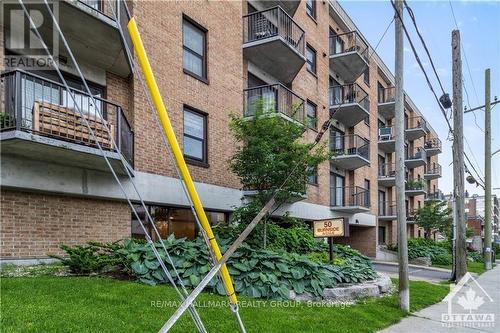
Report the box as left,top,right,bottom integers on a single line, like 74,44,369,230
0,0,441,261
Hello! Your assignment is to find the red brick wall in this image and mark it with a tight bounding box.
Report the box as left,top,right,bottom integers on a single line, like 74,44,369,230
0,190,131,259
335,226,377,257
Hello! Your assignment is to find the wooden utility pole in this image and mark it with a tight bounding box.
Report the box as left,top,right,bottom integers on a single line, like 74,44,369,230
394,0,409,311
484,68,492,270
452,30,467,281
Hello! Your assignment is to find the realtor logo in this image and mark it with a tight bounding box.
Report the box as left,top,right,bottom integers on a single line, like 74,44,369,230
442,272,495,328
2,0,59,69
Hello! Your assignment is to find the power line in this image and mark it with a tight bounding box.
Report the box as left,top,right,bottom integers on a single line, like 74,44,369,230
391,0,485,188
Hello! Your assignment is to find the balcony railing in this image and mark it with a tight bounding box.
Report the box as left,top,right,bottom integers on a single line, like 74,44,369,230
378,86,395,104
406,116,427,131
0,70,134,166
426,191,445,201
379,162,396,178
407,209,417,222
330,186,370,208
406,147,426,160
330,134,369,160
378,126,395,141
243,6,305,56
329,31,368,60
405,179,426,191
425,163,442,176
329,83,369,111
379,201,396,217
424,137,442,150
243,83,305,123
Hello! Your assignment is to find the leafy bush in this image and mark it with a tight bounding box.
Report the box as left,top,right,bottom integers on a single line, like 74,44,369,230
493,243,500,256
467,251,484,263
213,222,326,254
119,236,378,299
49,242,126,274
432,254,452,266
392,239,451,260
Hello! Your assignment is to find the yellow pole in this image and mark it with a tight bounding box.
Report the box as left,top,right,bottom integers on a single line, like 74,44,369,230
127,18,237,305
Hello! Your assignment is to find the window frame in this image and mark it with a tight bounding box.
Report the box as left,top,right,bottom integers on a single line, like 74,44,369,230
183,105,209,167
307,165,318,186
182,15,208,83
306,100,317,130
306,0,316,20
305,44,317,75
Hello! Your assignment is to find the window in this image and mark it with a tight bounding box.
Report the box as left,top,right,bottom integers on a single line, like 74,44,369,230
307,166,318,185
364,115,370,126
330,173,345,206
364,179,370,206
183,106,208,164
378,190,386,215
363,67,370,85
377,82,385,103
378,226,386,245
183,16,207,81
306,0,316,19
306,44,317,75
306,100,317,129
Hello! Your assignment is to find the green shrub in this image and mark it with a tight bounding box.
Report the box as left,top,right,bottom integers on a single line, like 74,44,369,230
392,239,451,260
492,243,500,256
49,242,126,274
467,251,484,263
432,254,452,266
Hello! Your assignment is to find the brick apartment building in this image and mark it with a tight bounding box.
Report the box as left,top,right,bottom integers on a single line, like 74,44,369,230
462,193,500,247
0,0,442,261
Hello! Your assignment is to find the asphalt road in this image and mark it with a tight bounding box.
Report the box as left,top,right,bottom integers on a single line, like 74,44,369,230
373,262,452,282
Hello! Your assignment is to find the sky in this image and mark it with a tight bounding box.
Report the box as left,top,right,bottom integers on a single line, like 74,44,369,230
339,0,500,198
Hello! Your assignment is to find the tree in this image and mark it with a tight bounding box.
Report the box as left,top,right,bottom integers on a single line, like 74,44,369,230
228,100,329,247
415,200,453,239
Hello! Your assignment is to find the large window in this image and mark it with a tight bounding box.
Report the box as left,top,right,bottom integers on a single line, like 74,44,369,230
306,44,317,74
306,0,316,19
183,16,207,81
131,205,228,241
183,106,208,164
307,166,318,185
306,100,317,129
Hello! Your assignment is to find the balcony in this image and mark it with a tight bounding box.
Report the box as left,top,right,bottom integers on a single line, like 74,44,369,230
424,163,442,180
330,134,370,170
330,186,370,213
424,138,442,156
3,1,131,77
378,162,397,187
329,84,370,127
0,70,134,174
426,190,445,202
243,84,305,124
406,209,417,223
329,31,369,82
378,126,396,153
405,179,427,197
379,201,396,221
405,116,428,141
378,87,395,120
405,147,426,169
248,0,301,16
243,6,305,84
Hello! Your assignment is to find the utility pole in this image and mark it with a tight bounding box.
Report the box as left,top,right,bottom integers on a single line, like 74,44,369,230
452,30,467,281
394,0,409,312
484,68,492,270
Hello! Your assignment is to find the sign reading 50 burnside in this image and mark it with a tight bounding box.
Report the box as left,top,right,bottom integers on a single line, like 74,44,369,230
313,218,349,237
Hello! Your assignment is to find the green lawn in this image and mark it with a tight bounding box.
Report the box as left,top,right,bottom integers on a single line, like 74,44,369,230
432,261,493,275
0,276,449,333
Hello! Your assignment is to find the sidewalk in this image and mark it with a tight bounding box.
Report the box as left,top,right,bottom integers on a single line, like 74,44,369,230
379,264,500,333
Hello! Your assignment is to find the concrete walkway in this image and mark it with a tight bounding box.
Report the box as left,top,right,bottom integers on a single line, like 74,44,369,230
379,264,500,333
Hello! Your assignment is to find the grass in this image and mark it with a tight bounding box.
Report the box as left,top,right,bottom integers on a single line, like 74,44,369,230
432,261,493,275
0,276,449,333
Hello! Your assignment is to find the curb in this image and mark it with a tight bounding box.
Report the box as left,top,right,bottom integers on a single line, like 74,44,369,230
372,260,452,273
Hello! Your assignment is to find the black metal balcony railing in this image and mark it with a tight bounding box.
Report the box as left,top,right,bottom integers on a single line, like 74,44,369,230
330,186,370,208
406,147,426,161
379,201,396,216
407,209,417,222
329,31,368,60
425,163,442,176
424,137,442,150
243,83,305,123
406,116,427,131
330,134,369,160
243,6,305,56
329,83,369,111
405,179,426,191
0,70,134,166
378,86,395,104
427,191,445,201
379,162,396,178
378,126,395,141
